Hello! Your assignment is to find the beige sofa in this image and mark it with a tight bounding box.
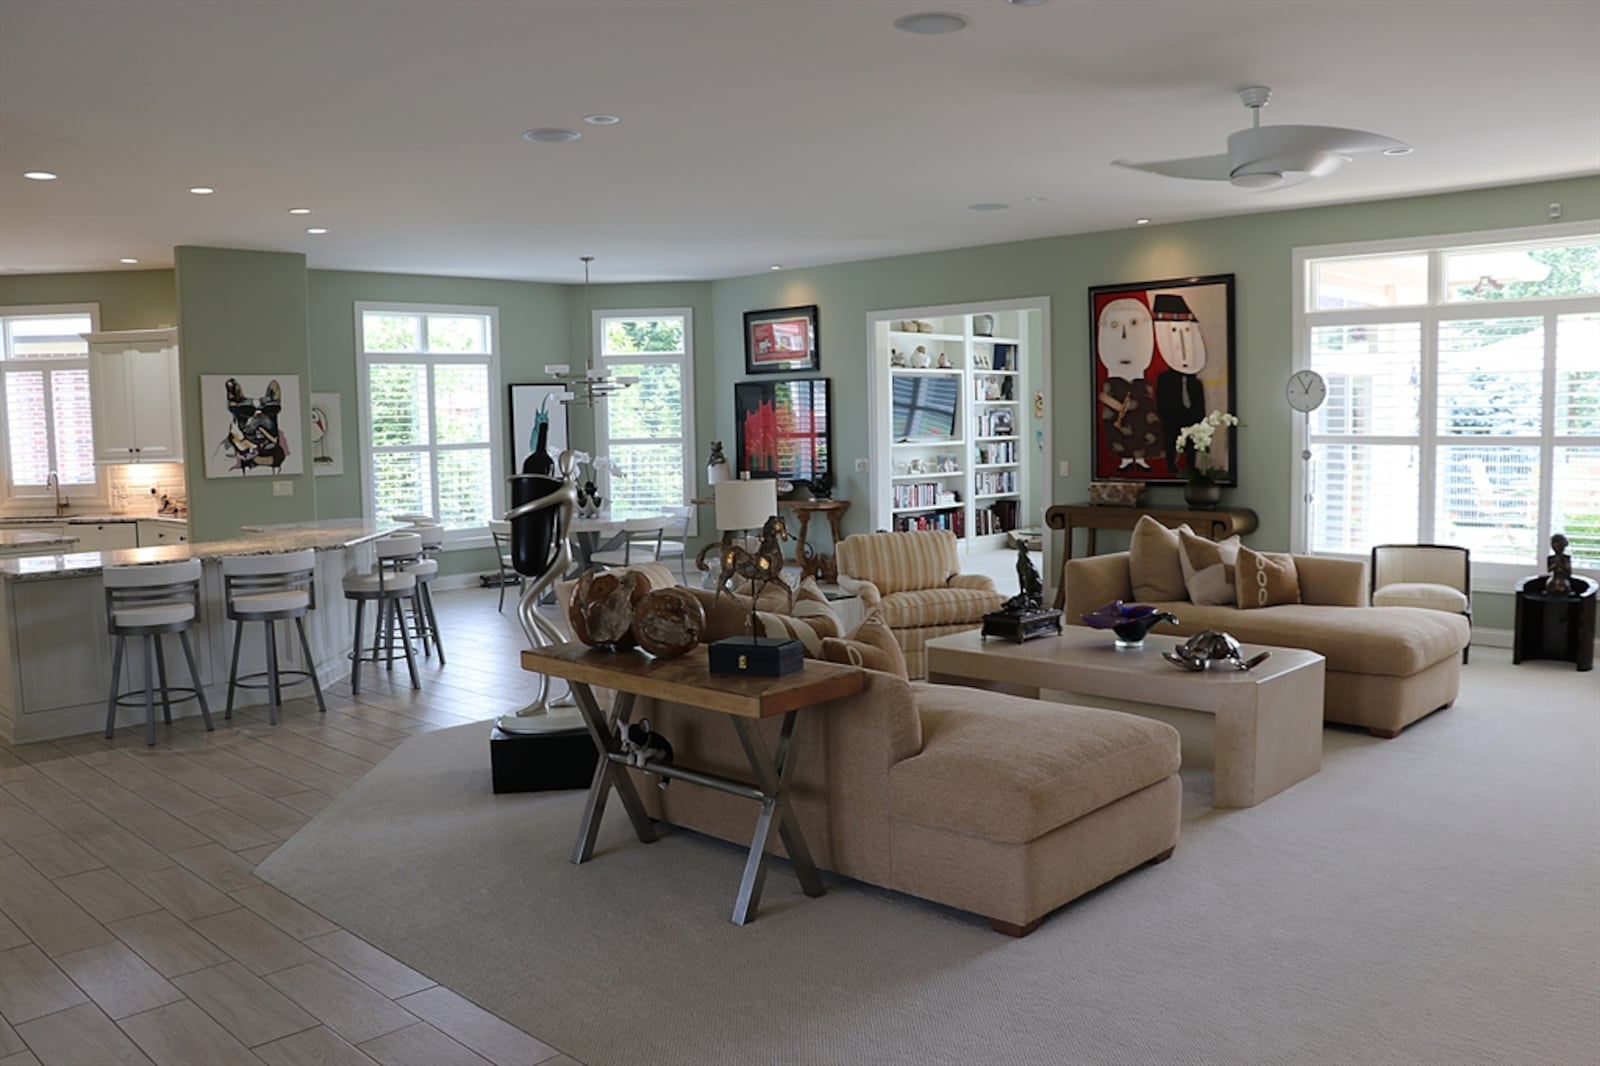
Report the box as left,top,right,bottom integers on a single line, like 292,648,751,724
630,669,1181,936
1065,551,1470,737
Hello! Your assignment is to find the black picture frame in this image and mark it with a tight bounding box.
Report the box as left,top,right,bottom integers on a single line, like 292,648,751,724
1088,273,1237,485
733,377,831,485
743,304,820,375
507,382,571,473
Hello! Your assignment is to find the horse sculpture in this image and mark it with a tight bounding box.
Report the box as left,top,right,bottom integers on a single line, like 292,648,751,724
695,514,793,611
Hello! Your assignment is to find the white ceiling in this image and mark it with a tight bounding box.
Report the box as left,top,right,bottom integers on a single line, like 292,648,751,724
3,0,1597,284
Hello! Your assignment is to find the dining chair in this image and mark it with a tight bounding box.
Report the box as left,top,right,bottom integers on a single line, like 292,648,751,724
489,519,520,612
654,504,693,582
591,516,667,568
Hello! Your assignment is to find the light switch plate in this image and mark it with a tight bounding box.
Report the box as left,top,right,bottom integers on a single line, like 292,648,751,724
1058,460,1070,477
273,480,293,496
854,458,868,472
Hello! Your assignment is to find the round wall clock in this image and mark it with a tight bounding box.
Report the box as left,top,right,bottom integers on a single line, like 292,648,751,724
1285,369,1327,413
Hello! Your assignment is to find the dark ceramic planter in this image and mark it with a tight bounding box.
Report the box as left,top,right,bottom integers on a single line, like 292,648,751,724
1184,480,1221,509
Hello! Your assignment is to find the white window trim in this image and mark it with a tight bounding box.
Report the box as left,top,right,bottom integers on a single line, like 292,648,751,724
353,301,503,549
592,307,697,536
0,302,106,515
1291,221,1600,592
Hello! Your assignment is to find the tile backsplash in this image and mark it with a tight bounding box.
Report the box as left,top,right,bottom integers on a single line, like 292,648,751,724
107,463,189,516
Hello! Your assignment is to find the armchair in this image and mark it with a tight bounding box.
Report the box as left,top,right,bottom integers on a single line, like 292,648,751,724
1370,543,1472,663
835,530,1004,677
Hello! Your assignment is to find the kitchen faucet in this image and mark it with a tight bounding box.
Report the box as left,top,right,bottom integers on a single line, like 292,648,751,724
46,470,67,516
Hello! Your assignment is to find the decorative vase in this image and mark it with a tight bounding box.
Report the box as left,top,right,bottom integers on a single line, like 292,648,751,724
522,421,555,476
1080,601,1180,649
1184,479,1221,509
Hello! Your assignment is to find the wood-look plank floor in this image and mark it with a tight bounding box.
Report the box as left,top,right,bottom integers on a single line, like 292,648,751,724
1,586,583,1066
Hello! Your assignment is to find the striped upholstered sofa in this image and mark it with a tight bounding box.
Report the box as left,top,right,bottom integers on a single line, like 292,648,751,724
835,530,1004,678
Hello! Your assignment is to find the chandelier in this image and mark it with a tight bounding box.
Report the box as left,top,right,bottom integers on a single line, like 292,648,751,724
544,255,636,407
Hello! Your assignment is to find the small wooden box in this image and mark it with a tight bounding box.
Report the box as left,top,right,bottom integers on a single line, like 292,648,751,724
709,636,805,677
489,727,599,793
981,608,1064,644
1088,481,1146,507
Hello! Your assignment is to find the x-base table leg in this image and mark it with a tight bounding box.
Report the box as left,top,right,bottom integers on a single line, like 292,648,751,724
730,710,824,925
570,682,657,865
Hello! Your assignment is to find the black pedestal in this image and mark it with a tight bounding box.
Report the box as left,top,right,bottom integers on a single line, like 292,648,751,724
1513,575,1595,672
489,727,599,793
981,608,1064,643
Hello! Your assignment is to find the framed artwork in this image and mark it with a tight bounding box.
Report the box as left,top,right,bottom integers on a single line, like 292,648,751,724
743,304,819,375
734,377,832,484
508,383,571,472
1088,274,1237,485
310,392,344,477
200,374,304,477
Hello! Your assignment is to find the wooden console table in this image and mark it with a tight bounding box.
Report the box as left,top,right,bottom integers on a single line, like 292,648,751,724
521,642,865,925
1044,503,1259,608
692,496,849,581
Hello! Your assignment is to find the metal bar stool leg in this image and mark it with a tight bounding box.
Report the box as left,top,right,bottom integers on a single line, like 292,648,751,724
153,636,173,725
349,598,366,695
382,599,396,673
178,630,214,731
411,589,431,658
104,635,126,740
421,583,445,665
393,597,421,689
141,636,157,747
224,619,245,718
264,619,281,725
294,616,327,713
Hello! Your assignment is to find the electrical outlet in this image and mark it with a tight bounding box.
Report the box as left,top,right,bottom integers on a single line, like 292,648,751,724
1058,460,1070,477
273,480,293,496
1549,202,1563,219
854,458,868,472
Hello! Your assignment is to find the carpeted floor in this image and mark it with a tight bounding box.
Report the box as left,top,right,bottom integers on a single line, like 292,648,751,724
257,648,1600,1066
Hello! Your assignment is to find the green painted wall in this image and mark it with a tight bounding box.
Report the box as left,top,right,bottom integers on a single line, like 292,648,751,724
175,247,316,541
0,270,175,329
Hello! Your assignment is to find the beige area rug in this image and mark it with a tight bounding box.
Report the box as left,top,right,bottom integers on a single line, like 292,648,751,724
257,649,1600,1066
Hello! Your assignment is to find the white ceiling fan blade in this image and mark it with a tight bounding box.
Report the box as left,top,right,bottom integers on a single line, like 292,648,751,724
1229,124,1410,168
1111,154,1232,181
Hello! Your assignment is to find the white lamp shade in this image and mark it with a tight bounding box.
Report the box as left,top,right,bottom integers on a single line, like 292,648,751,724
714,479,777,533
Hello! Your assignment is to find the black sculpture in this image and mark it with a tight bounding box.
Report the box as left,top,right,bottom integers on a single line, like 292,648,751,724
1547,533,1574,596
1001,540,1044,614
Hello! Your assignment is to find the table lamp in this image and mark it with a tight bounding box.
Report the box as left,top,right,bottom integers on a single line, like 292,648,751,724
708,478,803,676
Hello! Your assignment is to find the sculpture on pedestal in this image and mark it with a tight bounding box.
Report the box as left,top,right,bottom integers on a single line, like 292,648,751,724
497,450,580,734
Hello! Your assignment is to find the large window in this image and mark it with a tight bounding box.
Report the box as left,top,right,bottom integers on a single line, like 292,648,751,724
0,305,102,507
355,303,500,541
1294,228,1600,583
594,309,695,516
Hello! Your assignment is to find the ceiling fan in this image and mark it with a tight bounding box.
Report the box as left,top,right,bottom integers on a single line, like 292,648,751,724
1112,86,1412,190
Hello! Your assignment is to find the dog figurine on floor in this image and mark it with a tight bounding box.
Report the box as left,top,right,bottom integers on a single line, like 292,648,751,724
619,719,673,789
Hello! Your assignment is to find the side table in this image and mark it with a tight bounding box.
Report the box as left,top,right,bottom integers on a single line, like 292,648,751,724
521,643,865,924
1513,575,1595,671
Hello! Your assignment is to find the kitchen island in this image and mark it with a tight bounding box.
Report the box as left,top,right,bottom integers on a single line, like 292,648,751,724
0,520,398,743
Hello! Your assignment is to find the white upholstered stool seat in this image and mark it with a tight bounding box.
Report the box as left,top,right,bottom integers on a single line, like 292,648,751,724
103,559,214,746
221,549,326,724
398,525,446,664
1372,582,1471,613
344,532,424,693
343,570,417,595
401,558,438,578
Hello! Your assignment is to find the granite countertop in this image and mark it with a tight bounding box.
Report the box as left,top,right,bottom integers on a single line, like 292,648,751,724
0,520,399,581
0,514,189,526
0,530,81,551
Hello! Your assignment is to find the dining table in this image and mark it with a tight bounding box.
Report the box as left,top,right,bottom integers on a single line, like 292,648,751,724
567,507,672,571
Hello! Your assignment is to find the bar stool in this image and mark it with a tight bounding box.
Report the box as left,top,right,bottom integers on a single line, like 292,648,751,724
402,523,446,664
343,532,422,694
103,560,214,746
221,549,326,724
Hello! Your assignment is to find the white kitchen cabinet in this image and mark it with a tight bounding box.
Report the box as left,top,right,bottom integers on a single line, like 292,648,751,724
136,520,189,547
67,522,138,551
84,328,184,463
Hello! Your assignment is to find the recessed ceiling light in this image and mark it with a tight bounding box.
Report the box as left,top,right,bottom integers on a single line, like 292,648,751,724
583,114,620,126
894,12,969,34
1382,146,1413,156
1025,196,1048,203
968,202,1009,211
523,128,581,143
288,207,312,215
770,265,782,271
1008,0,1050,6
1135,218,1151,225
119,258,139,264
22,171,58,181
306,227,328,235
189,186,215,195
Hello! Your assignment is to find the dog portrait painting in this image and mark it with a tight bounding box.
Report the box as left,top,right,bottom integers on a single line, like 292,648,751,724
201,374,305,477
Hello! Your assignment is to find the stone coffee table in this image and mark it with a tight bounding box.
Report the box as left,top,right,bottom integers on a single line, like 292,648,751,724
925,628,1325,808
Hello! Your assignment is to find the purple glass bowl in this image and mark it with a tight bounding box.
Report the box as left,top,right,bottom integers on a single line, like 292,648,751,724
1080,600,1178,646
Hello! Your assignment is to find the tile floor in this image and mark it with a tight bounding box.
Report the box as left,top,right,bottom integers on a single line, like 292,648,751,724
0,585,583,1066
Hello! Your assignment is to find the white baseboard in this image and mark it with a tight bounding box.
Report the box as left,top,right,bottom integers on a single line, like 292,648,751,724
433,572,506,592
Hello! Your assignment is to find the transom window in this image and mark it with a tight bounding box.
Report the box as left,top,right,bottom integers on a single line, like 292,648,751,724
594,309,695,518
355,303,500,540
0,305,103,507
1294,228,1600,583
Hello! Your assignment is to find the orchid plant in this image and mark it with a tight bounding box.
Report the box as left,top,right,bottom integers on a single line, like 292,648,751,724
1173,409,1238,484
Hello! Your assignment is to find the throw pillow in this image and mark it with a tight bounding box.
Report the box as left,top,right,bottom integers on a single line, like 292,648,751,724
1177,528,1241,606
821,609,909,680
1129,515,1191,602
1235,545,1302,609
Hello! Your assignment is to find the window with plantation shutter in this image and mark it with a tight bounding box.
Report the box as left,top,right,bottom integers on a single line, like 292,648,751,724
1,306,104,506
1295,232,1600,583
355,303,500,542
594,310,695,518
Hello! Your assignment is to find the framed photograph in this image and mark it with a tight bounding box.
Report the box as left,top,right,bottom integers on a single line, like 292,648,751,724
1088,274,1237,485
743,304,819,375
200,374,304,478
508,383,571,472
310,392,344,476
734,377,831,484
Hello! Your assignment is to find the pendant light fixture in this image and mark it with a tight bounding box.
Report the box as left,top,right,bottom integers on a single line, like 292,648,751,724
544,255,636,407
